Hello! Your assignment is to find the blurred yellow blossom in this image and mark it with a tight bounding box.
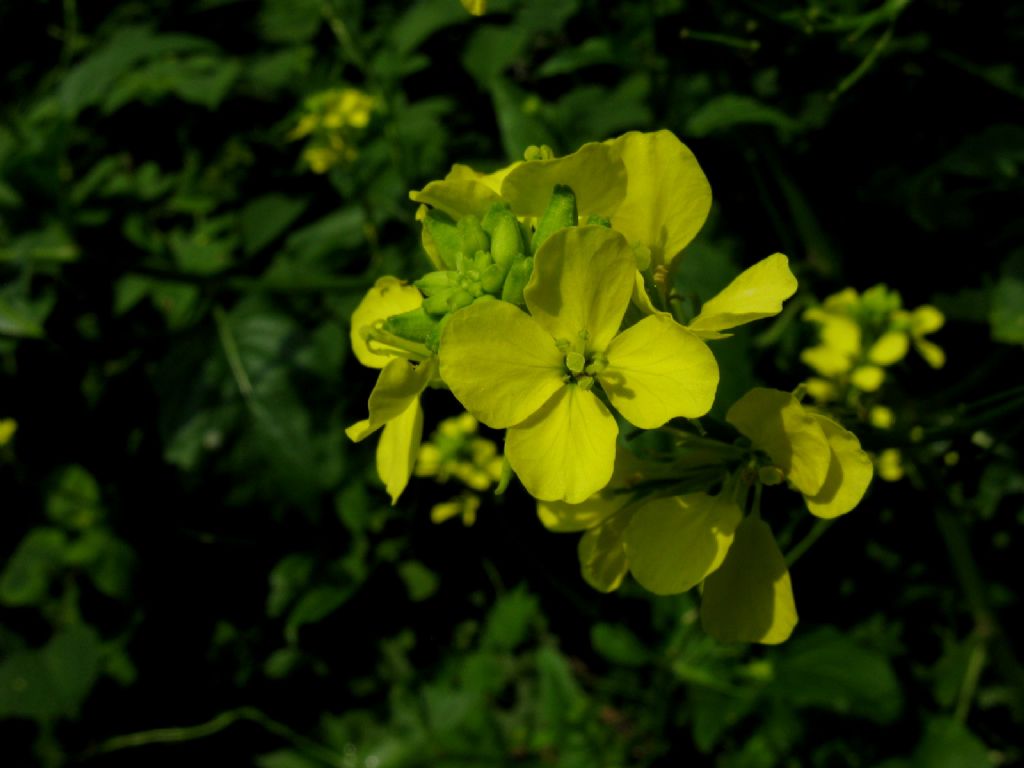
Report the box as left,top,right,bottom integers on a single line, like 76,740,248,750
0,418,17,446
289,87,376,173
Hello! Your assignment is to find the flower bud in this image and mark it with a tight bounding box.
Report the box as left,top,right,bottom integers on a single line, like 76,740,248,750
422,209,461,269
501,256,533,305
531,184,578,251
483,203,526,269
415,270,459,297
382,306,438,343
458,215,490,256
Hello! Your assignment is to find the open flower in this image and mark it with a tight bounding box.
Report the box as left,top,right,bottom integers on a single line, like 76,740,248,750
347,277,434,504
439,226,719,503
726,387,874,519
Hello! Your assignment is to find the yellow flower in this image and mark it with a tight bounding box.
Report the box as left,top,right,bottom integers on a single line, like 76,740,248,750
0,418,17,446
346,279,434,504
431,493,481,526
895,305,946,368
727,388,873,519
876,448,904,482
346,358,436,504
440,226,718,503
460,0,486,16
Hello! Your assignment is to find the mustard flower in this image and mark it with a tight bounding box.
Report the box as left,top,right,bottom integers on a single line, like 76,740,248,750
347,277,434,504
415,412,503,525
439,226,719,503
0,418,17,446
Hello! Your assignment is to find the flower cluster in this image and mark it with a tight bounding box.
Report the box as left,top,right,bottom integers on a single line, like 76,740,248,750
289,87,376,173
800,284,945,481
415,412,503,526
347,131,874,643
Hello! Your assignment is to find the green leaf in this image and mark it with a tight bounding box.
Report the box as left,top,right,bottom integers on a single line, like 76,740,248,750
0,624,102,720
479,587,538,652
258,0,323,43
489,77,554,161
769,628,903,723
990,273,1024,344
912,718,993,768
0,528,68,607
590,623,651,667
46,465,102,530
686,94,799,138
241,194,308,256
389,0,468,56
398,560,440,602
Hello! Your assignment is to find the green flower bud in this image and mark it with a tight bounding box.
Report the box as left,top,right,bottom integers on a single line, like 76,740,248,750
458,215,490,257
501,256,533,305
422,209,461,270
484,203,526,268
758,466,785,486
523,145,554,161
448,288,475,312
472,250,494,271
423,291,456,316
585,214,611,227
480,263,507,295
532,184,578,251
415,270,459,297
382,306,439,344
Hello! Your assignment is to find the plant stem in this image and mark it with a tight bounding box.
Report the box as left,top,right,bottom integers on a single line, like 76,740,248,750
785,518,833,567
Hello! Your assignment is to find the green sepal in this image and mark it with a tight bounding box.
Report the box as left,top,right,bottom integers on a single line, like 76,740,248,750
382,306,439,344
458,215,490,257
448,288,475,312
480,263,507,295
423,210,461,270
501,256,534,306
585,214,611,228
484,203,526,268
423,291,456,316
531,184,578,251
426,312,451,353
415,270,460,297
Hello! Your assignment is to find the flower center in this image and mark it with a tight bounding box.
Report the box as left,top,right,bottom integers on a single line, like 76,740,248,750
556,331,608,390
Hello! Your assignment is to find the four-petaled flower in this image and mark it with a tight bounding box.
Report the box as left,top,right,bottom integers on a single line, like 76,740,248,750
439,226,719,503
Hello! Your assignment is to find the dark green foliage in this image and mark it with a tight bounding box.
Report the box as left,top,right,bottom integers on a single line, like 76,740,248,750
1,0,1022,766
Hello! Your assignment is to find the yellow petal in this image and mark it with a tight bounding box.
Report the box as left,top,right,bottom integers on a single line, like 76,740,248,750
624,493,742,595
700,516,797,644
804,377,838,403
600,316,719,428
377,396,424,504
577,510,632,592
524,226,635,349
688,254,798,338
409,178,502,219
800,312,860,376
606,130,712,269
501,142,627,219
444,161,519,194
726,388,830,496
914,337,946,368
536,445,642,532
850,365,885,392
460,0,486,15
803,414,874,519
867,331,909,366
439,301,565,428
505,385,617,503
350,277,423,369
346,357,435,442
911,305,944,335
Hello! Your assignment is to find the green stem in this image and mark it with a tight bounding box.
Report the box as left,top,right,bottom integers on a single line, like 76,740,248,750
785,518,833,567
213,306,254,401
679,28,760,51
830,23,895,100
88,707,342,765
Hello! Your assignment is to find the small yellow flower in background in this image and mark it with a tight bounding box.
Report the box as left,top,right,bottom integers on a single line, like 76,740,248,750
415,412,503,525
0,418,17,446
801,284,946,426
289,87,376,174
876,448,905,482
460,0,486,15
440,225,719,503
